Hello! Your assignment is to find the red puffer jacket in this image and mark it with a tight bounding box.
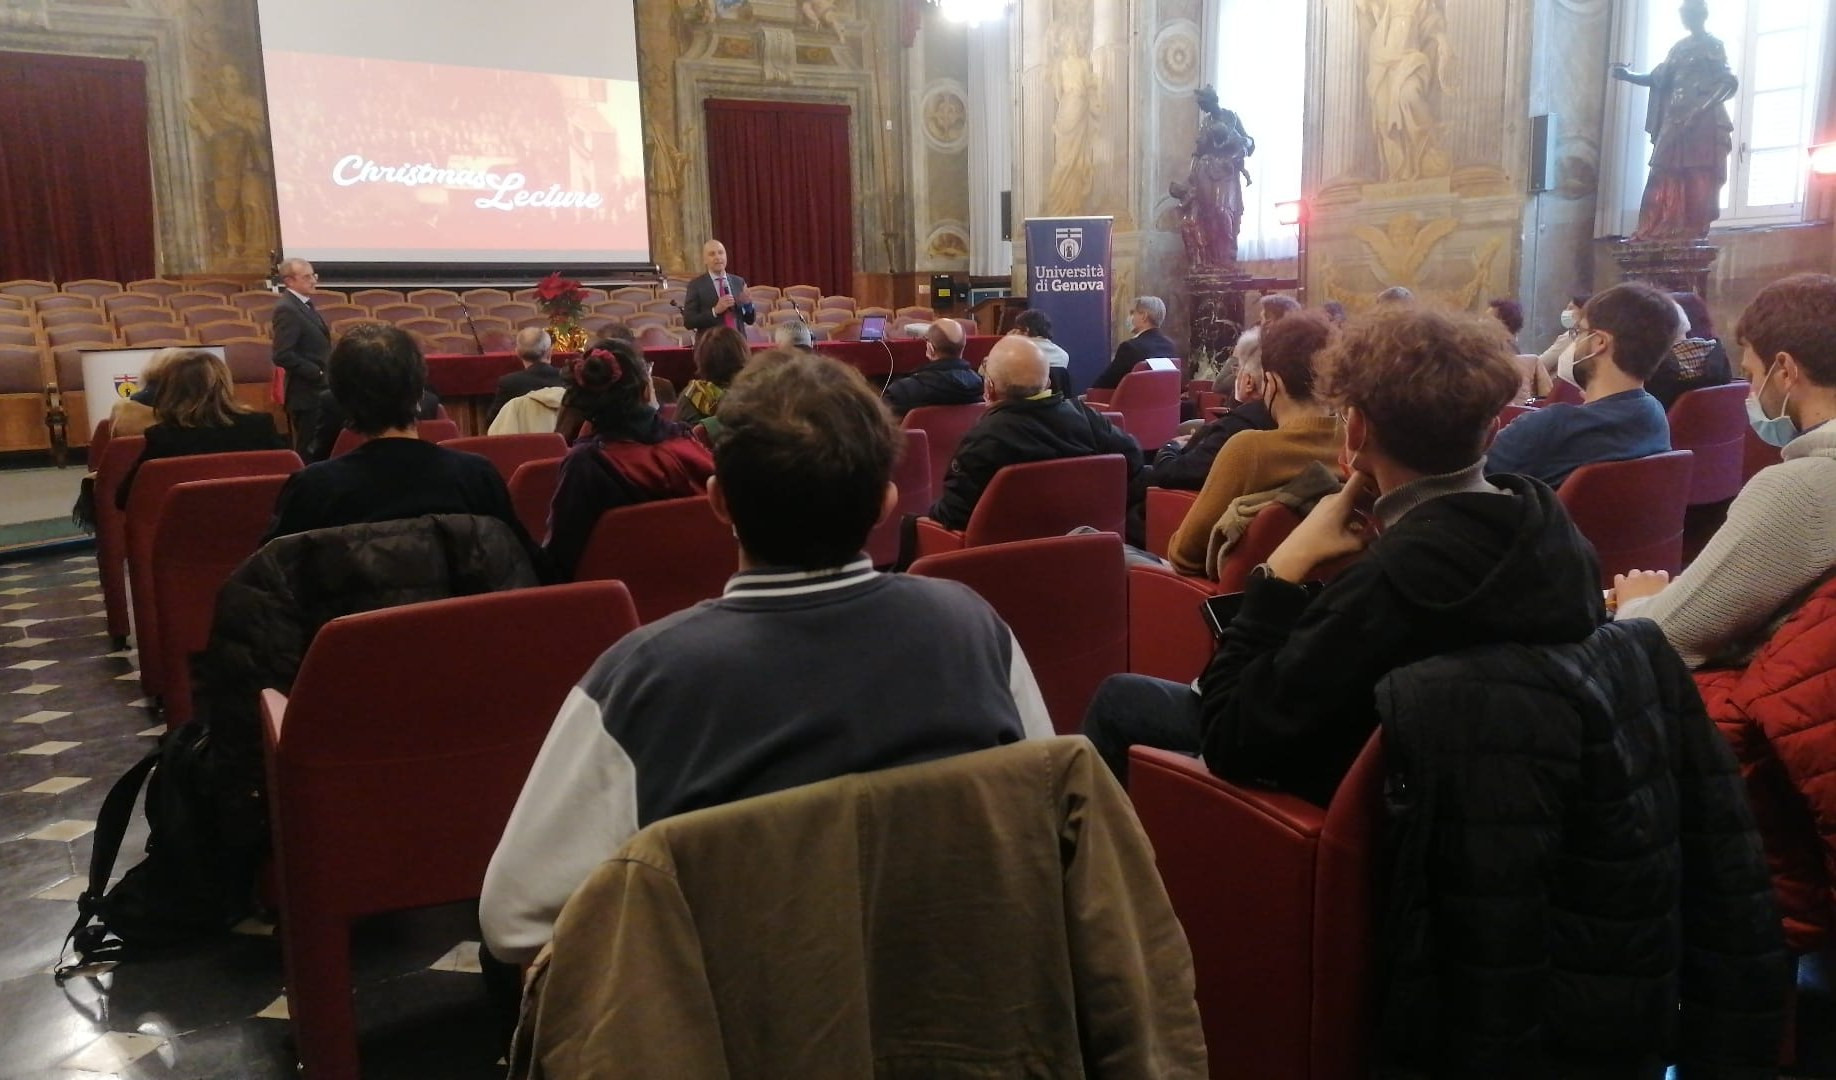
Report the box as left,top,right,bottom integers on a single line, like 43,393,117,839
1696,573,1836,953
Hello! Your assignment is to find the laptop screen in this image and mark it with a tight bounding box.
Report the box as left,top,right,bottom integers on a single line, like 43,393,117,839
859,314,887,342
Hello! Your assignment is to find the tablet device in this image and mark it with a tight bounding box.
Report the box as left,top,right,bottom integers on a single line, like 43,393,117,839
860,314,887,341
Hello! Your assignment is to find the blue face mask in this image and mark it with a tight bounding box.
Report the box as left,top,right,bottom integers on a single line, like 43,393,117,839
1746,364,1799,448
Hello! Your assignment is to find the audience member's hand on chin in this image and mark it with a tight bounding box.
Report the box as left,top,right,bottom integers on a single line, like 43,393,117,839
1266,471,1377,583
1613,569,1670,605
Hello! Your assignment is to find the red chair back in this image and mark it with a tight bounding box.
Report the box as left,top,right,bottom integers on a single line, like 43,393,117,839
125,450,302,697
865,428,931,568
900,402,986,494
1558,450,1694,587
1128,736,1383,1080
507,457,564,544
572,495,737,623
261,581,639,1079
962,454,1127,548
910,533,1127,735
329,428,362,458
1127,564,1221,683
150,474,291,727
1144,487,1199,559
1665,383,1749,505
92,434,143,644
1107,367,1182,447
1741,423,1783,486
1216,503,1306,593
1548,378,1584,405
417,417,459,443
439,433,568,483
1497,403,1536,427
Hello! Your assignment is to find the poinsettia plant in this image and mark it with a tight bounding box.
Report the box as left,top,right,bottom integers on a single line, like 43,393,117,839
534,271,588,324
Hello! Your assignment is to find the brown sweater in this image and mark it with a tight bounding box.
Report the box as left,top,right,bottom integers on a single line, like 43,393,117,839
1168,413,1343,576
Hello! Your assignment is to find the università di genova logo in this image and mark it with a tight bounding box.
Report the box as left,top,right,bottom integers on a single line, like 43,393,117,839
1055,227,1083,262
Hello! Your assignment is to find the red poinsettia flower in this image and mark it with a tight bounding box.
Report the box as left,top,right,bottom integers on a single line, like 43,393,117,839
535,271,588,322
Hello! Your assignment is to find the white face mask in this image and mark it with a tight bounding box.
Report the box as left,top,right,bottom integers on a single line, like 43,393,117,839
1559,309,1578,331
1555,339,1579,386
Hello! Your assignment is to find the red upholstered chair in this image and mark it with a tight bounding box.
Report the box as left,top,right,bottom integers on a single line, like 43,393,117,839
1741,424,1783,486
1216,503,1307,594
439,433,568,483
150,474,291,727
1558,450,1694,588
416,417,458,443
1497,403,1537,427
92,435,144,646
1098,410,1128,432
572,495,737,623
1665,383,1749,507
899,402,986,496
1105,367,1182,447
1127,563,1222,683
910,532,1127,735
911,454,1128,558
507,457,564,544
125,451,302,699
865,428,931,568
328,428,364,459
1128,737,1384,1080
261,581,640,1080
1145,487,1199,559
1548,378,1584,405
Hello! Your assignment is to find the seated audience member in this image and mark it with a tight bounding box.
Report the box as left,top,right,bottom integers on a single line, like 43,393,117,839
1321,299,1347,326
928,335,1143,531
480,350,1054,965
555,323,638,443
1487,297,1554,400
305,382,442,464
1615,273,1836,668
1537,293,1589,373
1485,281,1676,487
1083,305,1604,798
675,326,752,428
1008,309,1072,395
1127,348,1277,546
1166,312,1342,576
773,319,814,351
1091,296,1177,391
545,339,716,580
486,328,568,427
883,318,982,415
265,324,530,549
1374,285,1415,305
117,348,285,507
1645,290,1733,410
1217,294,1300,396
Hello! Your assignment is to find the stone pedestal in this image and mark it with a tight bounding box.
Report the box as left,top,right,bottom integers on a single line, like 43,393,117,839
1187,269,1252,374
1611,240,1719,298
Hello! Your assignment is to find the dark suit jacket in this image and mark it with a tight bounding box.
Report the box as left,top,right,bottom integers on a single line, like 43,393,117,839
270,291,331,409
488,362,569,426
682,272,757,333
1091,327,1178,391
306,388,443,464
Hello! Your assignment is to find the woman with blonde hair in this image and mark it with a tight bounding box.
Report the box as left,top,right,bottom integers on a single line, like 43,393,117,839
116,348,283,505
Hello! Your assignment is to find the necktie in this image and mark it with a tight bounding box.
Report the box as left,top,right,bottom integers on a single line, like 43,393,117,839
717,276,736,330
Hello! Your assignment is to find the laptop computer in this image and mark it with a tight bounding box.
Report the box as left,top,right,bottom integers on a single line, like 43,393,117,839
859,314,887,342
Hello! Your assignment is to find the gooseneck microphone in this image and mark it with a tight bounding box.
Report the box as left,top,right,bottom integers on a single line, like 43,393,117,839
458,296,485,354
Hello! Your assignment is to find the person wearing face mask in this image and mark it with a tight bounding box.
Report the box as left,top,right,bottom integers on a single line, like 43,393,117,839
1081,306,1604,799
1538,294,1590,374
1486,282,1676,487
1613,273,1836,669
1165,312,1342,576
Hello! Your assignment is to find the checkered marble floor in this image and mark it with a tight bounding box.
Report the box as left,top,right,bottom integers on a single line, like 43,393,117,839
0,550,508,1079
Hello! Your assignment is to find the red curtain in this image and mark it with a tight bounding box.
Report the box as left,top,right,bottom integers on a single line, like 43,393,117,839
704,100,852,297
0,52,157,283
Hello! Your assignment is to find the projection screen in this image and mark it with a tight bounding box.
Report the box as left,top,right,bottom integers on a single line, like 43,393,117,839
254,0,651,269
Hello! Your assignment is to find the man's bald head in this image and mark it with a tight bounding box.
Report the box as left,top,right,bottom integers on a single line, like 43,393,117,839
984,335,1049,401
513,327,553,365
924,318,966,359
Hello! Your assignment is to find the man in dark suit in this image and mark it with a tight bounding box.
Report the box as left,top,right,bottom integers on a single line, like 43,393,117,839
271,257,332,454
682,239,756,333
487,327,569,427
1090,295,1178,391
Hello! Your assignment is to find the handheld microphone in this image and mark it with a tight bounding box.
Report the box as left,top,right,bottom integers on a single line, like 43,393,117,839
458,297,485,354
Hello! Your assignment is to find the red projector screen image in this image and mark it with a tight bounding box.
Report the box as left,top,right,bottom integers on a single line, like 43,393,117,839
264,51,650,263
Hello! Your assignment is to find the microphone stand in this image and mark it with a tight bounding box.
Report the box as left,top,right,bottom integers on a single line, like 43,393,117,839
458,297,485,354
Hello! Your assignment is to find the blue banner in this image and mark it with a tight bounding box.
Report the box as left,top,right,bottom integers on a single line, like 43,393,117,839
1024,216,1112,393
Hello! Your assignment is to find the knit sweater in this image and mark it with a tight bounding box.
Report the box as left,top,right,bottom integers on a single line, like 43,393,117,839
1618,422,1836,668
1168,413,1343,576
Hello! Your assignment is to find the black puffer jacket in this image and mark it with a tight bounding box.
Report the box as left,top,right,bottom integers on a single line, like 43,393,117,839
929,393,1143,530
1376,619,1788,1078
882,357,983,416
196,513,539,783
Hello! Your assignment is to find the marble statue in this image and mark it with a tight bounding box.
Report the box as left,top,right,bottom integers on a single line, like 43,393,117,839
1612,0,1737,242
1044,16,1098,215
1170,85,1254,271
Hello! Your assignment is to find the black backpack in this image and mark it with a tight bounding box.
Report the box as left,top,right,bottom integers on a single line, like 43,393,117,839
57,721,266,974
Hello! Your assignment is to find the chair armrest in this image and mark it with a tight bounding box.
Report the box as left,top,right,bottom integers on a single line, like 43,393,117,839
1083,388,1114,406
260,688,288,753
1131,747,1327,839
1127,564,1219,683
1145,487,1199,558
912,517,965,558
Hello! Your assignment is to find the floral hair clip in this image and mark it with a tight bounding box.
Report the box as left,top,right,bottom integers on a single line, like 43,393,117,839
585,346,623,384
